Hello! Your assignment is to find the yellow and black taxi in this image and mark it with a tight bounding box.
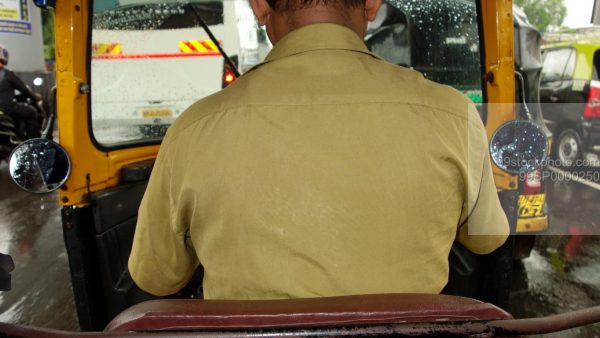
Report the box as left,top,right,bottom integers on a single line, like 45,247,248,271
540,30,600,168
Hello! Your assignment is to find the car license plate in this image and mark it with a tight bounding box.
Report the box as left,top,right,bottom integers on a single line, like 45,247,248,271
518,194,545,218
141,108,173,118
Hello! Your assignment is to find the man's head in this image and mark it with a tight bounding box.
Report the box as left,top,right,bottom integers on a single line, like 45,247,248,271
264,0,365,11
249,0,383,44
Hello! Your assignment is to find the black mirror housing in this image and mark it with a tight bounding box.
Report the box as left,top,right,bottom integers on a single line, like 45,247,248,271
8,138,71,194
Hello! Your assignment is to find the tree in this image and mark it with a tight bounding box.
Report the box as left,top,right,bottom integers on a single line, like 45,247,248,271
514,0,567,32
41,9,55,63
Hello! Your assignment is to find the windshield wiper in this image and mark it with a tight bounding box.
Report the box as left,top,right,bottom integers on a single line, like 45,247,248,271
188,3,241,78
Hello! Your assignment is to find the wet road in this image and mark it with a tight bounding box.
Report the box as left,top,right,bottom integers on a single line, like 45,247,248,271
509,166,600,337
0,160,599,335
0,160,77,330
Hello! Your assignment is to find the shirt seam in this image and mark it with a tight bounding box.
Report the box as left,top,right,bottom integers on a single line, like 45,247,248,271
164,100,481,150
267,46,381,63
457,132,487,231
245,47,382,76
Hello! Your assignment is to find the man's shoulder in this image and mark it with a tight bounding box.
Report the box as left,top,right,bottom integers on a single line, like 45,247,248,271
372,61,477,121
166,65,278,138
165,84,242,142
368,61,487,141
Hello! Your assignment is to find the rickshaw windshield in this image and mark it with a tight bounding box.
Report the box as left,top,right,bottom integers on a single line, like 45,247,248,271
366,0,484,104
89,0,266,147
90,0,482,147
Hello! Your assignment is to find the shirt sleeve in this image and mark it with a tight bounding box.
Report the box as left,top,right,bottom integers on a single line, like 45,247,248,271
128,144,198,296
457,106,510,255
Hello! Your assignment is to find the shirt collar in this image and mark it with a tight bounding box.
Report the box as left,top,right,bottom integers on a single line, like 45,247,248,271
247,23,382,73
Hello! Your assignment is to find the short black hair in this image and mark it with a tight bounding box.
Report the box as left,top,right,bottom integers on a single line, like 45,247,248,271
266,0,365,11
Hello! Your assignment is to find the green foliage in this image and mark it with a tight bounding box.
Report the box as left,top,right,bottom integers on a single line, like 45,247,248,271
514,0,567,32
41,9,55,61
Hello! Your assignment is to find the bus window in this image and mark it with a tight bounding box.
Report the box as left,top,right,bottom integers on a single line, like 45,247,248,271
90,0,266,146
366,0,483,104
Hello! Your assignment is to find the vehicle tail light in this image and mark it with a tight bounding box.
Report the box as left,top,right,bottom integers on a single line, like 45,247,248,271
522,169,542,195
583,81,600,118
222,63,237,88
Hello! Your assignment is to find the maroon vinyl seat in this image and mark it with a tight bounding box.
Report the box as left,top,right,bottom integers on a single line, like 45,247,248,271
105,294,512,332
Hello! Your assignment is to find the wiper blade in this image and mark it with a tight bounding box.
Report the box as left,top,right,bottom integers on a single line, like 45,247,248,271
188,3,240,78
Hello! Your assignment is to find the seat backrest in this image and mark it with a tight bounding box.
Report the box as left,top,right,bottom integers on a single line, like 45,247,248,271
105,293,512,333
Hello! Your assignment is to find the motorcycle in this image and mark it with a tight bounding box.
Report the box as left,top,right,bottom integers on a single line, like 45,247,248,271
0,92,49,162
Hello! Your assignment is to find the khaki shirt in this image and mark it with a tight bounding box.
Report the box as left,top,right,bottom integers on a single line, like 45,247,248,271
129,23,509,299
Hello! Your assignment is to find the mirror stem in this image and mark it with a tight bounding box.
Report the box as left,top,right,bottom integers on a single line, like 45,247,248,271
515,71,534,121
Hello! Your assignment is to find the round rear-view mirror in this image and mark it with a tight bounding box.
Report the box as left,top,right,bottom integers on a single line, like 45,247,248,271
9,138,71,194
490,121,548,174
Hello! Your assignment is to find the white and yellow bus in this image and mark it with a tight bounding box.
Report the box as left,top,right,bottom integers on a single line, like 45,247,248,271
90,0,269,144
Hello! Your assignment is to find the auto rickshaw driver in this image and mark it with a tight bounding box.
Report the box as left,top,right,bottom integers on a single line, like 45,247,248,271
128,0,510,300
